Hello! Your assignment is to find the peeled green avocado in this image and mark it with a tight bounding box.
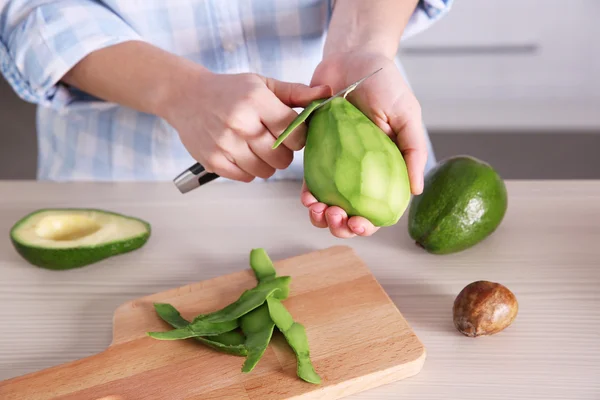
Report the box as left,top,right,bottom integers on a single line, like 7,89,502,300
10,208,151,270
299,97,411,227
408,156,508,254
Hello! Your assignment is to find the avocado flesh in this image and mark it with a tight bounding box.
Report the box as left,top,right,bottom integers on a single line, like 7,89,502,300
303,97,411,227
408,156,507,254
10,208,151,270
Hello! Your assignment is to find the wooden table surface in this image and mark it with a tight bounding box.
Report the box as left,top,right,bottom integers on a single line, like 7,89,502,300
0,180,598,399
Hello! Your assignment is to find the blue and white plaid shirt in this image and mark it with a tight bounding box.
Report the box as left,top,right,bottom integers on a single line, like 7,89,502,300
0,0,452,182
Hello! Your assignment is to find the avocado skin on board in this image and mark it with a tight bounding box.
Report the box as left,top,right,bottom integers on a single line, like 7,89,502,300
10,208,151,270
408,156,508,254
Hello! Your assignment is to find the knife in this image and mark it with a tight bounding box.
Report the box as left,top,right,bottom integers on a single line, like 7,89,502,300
173,67,383,194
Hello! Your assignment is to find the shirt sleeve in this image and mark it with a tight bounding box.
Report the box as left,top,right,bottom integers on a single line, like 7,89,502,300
403,0,454,39
0,0,144,110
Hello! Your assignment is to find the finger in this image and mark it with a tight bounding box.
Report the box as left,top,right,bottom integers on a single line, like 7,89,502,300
222,117,281,178
258,95,309,151
301,181,378,235
259,81,332,151
184,131,256,183
347,216,380,237
400,146,427,195
395,123,427,195
262,107,307,151
389,106,427,195
325,207,356,239
263,78,332,108
202,152,255,183
301,181,328,228
247,127,294,170
228,139,276,180
308,202,328,228
300,180,319,207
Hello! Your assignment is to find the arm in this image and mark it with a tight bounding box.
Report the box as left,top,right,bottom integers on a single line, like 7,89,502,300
323,0,420,59
60,40,206,119
1,0,330,183
60,40,329,183
0,0,201,116
0,0,144,109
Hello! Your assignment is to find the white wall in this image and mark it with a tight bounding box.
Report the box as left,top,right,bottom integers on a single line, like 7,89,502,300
400,0,600,131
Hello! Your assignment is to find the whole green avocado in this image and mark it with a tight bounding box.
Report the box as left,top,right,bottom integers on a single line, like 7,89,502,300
408,155,508,254
300,97,412,226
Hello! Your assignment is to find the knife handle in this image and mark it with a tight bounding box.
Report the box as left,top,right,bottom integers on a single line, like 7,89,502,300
173,163,220,194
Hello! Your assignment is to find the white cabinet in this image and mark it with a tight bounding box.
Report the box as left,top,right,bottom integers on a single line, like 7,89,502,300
399,0,600,130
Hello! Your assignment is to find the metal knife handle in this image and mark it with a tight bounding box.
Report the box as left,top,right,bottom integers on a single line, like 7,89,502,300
173,163,220,194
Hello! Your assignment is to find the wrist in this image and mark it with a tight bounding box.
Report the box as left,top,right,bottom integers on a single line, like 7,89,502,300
152,59,214,122
323,16,400,60
323,0,418,61
323,44,397,62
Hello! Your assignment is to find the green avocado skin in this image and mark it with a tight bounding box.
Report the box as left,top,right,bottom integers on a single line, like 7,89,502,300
10,208,151,271
408,156,508,254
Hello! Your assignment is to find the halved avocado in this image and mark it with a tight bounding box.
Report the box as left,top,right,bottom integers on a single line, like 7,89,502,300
10,208,151,270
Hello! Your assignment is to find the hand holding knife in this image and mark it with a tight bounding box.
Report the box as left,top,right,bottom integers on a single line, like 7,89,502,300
173,67,383,194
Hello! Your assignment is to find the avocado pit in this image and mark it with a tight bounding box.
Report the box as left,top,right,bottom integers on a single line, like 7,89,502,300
452,280,518,337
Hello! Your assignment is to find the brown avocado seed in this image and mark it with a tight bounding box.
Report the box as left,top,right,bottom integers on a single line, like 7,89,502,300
453,280,518,337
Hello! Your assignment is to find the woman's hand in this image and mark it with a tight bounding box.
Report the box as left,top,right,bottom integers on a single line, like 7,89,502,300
162,69,331,182
303,51,427,238
62,41,330,182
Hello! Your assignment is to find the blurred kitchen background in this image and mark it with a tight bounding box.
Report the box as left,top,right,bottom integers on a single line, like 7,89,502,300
1,0,599,180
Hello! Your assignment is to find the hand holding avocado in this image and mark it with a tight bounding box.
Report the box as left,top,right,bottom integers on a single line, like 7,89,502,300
164,69,331,183
275,52,421,239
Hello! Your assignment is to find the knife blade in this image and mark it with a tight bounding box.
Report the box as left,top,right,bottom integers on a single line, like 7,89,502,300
173,67,383,194
311,67,382,111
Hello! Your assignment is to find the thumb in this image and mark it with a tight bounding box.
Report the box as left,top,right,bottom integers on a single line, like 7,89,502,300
392,116,428,195
263,77,332,108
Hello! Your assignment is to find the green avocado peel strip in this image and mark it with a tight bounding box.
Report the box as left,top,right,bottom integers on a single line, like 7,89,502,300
266,297,321,384
152,303,247,356
272,99,325,149
249,247,277,282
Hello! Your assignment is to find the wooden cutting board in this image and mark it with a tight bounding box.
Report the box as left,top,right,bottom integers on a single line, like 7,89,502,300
0,245,426,400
